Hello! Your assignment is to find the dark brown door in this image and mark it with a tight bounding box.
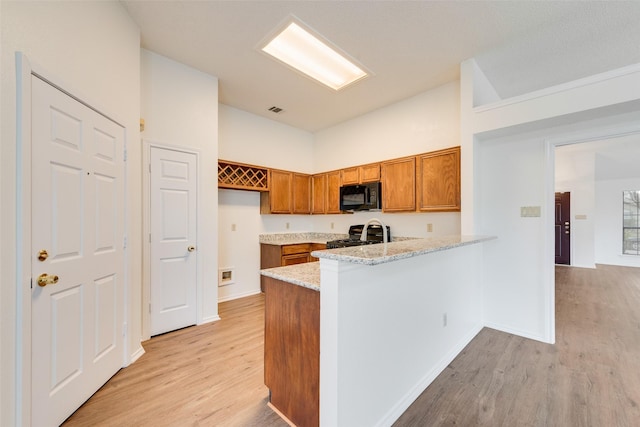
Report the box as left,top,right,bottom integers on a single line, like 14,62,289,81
555,192,571,265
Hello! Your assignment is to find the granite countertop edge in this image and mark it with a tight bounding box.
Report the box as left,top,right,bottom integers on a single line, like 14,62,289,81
261,262,320,291
258,232,417,246
260,235,496,291
259,232,348,245
310,235,497,266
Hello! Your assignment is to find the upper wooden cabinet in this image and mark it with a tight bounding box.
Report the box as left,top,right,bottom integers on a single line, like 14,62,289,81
261,170,311,214
381,157,416,212
416,146,460,212
360,163,381,183
292,173,311,214
312,171,341,214
340,163,380,185
311,174,326,214
340,167,359,186
261,169,292,214
260,169,311,214
326,171,341,214
240,145,460,215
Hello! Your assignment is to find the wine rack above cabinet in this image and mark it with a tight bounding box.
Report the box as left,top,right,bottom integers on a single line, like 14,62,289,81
218,160,269,191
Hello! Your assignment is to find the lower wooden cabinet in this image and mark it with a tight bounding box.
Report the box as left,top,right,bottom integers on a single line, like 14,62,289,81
282,253,310,265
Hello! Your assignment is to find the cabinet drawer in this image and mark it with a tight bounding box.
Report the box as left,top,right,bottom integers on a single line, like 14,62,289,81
282,253,310,265
281,243,311,255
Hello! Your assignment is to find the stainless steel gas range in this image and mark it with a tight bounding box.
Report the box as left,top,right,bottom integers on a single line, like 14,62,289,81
326,224,391,249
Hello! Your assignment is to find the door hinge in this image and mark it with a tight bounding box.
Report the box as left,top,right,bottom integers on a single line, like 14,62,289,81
148,163,151,173
123,235,127,249
149,233,151,243
123,146,128,162
122,322,127,337
30,277,33,289
149,302,152,314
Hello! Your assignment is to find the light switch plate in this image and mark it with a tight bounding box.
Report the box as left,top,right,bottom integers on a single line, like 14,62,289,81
575,214,587,220
520,206,541,217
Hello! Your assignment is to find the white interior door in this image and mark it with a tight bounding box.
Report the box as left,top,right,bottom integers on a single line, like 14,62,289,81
150,146,198,336
31,76,125,426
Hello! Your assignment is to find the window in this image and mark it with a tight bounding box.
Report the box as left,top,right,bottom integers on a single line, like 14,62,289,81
623,190,640,255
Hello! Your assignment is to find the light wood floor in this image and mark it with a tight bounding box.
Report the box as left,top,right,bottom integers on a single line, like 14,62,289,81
63,295,287,427
64,264,640,426
394,264,640,426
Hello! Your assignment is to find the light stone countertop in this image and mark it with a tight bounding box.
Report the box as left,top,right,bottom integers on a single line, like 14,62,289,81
261,262,321,291
258,232,416,246
259,232,348,246
311,235,496,265
260,235,496,291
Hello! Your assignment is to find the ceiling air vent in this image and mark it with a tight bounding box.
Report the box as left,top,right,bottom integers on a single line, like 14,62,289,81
268,106,284,114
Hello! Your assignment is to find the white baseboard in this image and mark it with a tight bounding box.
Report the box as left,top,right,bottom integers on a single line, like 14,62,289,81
128,345,145,366
200,314,221,324
482,321,551,344
218,289,262,303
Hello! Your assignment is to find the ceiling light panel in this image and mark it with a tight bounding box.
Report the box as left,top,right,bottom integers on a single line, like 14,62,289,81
261,19,369,91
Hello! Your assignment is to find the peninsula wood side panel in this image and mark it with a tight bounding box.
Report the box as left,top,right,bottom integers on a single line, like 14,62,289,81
264,277,320,427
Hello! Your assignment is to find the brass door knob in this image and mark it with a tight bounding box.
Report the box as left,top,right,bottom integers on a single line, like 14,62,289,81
187,246,196,252
38,249,49,262
37,273,59,287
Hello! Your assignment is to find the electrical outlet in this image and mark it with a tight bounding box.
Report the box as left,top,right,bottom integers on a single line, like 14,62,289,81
231,224,236,231
331,222,334,229
286,222,290,230
443,313,448,327
427,223,433,233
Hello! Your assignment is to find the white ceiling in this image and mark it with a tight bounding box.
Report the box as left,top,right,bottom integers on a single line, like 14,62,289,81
121,1,640,132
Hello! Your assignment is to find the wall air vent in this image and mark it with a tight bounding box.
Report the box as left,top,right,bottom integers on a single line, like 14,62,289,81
268,106,284,114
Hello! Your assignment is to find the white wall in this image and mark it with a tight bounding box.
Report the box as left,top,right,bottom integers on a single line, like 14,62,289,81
141,50,220,328
462,57,640,344
219,104,315,172
476,134,548,340
313,82,461,171
218,105,315,300
476,115,640,342
595,177,640,267
319,242,484,426
0,2,140,425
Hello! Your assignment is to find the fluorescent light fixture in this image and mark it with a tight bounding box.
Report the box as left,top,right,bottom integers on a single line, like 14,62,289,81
261,19,369,91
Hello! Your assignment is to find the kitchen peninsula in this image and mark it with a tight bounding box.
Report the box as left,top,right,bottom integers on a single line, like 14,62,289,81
261,235,495,427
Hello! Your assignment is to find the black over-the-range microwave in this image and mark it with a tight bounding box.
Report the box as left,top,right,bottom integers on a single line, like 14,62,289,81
339,181,382,211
